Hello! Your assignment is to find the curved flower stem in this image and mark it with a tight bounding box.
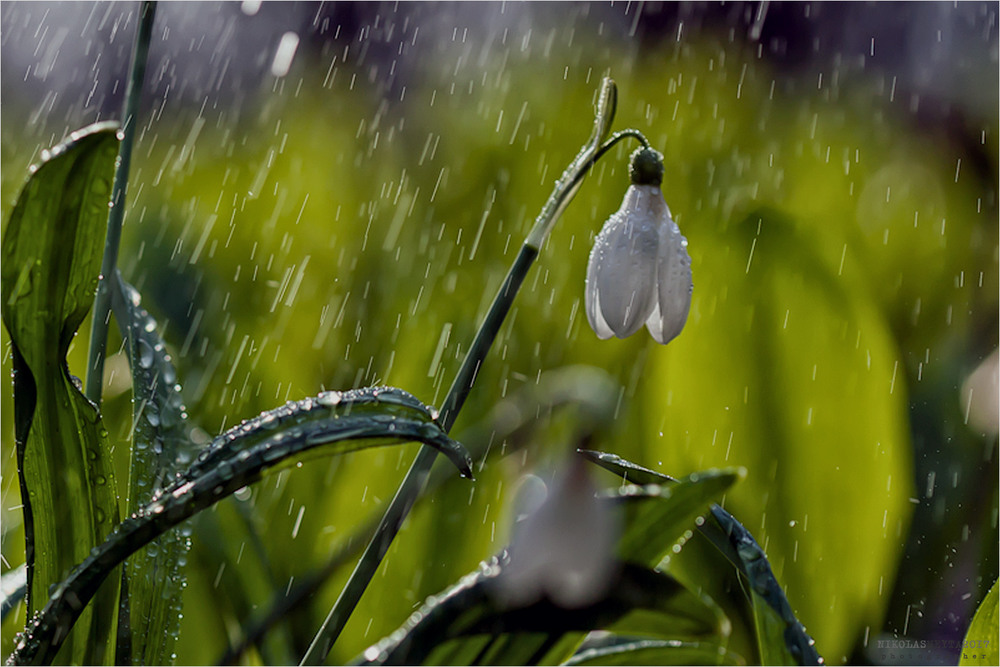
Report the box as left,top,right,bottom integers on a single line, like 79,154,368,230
85,0,157,404
300,77,651,665
525,128,652,250
593,129,652,164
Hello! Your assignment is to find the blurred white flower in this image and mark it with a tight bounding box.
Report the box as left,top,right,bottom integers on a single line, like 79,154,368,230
961,349,999,436
585,148,692,344
497,456,618,609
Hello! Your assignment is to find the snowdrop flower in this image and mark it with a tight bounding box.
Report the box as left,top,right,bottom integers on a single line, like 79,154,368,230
496,456,618,609
585,147,692,344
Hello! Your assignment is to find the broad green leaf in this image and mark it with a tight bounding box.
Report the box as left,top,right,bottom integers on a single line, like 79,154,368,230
566,636,744,666
606,469,742,566
357,555,726,666
581,449,822,665
6,387,472,665
0,123,121,665
109,271,197,666
644,205,913,659
580,450,740,570
959,580,998,666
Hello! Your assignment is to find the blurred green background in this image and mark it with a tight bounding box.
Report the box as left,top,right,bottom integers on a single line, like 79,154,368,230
2,2,997,665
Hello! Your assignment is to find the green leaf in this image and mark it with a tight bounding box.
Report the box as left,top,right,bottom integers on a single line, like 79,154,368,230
580,450,822,666
579,450,740,571
565,636,744,666
356,555,726,666
712,506,817,666
959,580,998,666
0,123,121,665
109,271,198,666
609,470,744,565
606,469,742,566
578,450,678,485
7,386,472,665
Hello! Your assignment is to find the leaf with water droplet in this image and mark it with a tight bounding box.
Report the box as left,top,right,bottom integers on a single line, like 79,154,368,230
108,269,198,667
8,386,472,666
0,122,122,665
601,469,742,567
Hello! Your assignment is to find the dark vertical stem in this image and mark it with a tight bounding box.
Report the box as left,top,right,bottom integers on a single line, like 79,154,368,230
438,246,539,430
85,0,157,404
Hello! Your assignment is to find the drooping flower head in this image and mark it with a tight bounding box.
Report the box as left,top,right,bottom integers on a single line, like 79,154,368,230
585,147,692,344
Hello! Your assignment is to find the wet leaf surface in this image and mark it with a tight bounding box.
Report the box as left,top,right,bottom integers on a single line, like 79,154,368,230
0,124,121,665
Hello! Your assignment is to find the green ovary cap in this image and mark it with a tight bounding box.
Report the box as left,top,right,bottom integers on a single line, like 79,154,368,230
629,147,664,186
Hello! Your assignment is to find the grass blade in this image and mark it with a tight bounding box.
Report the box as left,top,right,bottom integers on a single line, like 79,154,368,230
109,271,197,665
1,123,122,665
6,387,471,665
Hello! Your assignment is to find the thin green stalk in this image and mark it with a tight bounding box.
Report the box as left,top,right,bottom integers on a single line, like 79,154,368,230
300,77,651,665
85,0,157,404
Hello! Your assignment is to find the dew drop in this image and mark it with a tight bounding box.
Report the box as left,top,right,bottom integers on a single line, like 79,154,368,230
138,339,155,369
318,391,343,407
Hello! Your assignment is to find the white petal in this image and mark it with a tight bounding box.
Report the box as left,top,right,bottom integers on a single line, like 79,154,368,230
586,187,662,338
585,249,616,340
645,215,692,345
497,458,618,609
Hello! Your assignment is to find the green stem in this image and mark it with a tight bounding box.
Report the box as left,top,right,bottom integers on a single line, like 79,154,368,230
85,0,156,404
299,77,651,665
299,247,537,665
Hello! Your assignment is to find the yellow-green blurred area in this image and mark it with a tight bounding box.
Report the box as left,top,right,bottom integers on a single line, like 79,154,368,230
1,2,997,665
